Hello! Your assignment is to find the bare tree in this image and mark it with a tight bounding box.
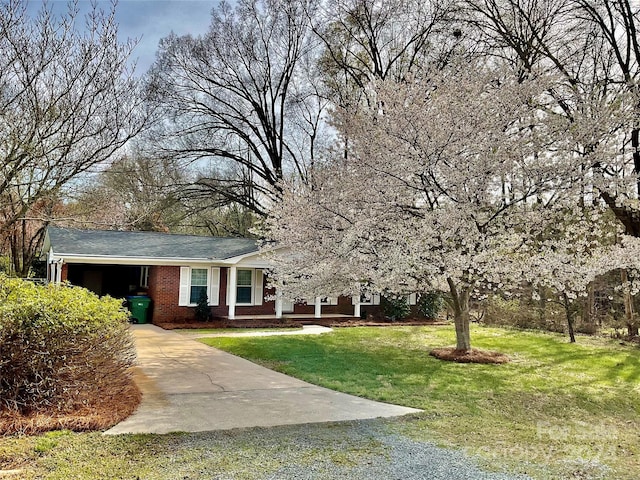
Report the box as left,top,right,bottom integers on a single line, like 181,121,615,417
0,0,147,276
145,0,321,216
570,0,640,235
72,153,258,237
463,0,640,235
314,0,459,108
68,155,184,232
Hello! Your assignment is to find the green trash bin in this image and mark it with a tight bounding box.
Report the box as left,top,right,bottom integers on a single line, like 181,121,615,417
127,296,151,324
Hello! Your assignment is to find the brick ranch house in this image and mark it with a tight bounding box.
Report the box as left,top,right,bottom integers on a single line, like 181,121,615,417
42,227,398,324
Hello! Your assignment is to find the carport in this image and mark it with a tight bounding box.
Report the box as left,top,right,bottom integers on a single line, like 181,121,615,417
65,264,149,297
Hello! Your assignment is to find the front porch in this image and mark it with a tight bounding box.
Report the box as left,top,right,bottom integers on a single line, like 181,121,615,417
155,312,359,330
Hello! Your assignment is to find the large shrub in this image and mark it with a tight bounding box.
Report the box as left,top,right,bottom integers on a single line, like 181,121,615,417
380,294,410,321
0,277,135,414
418,292,444,319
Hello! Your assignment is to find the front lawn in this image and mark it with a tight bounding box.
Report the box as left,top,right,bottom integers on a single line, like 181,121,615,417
201,325,640,479
175,327,302,335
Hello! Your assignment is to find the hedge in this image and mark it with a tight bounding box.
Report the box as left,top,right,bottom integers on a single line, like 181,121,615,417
0,276,135,415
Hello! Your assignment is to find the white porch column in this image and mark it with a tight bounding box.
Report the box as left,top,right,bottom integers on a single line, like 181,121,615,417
354,302,361,318
55,260,63,284
228,266,237,320
275,289,283,319
314,296,322,319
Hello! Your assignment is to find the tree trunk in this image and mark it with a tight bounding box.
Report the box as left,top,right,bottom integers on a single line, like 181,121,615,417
582,282,596,334
537,285,547,326
621,269,639,337
447,278,471,352
632,127,640,198
562,292,576,343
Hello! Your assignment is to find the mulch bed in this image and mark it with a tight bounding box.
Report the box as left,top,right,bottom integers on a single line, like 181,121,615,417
0,373,141,437
157,319,302,330
430,347,510,364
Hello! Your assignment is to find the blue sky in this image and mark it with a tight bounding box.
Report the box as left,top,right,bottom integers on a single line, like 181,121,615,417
27,1,217,74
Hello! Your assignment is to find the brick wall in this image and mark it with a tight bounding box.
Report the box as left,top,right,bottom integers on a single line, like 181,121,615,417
145,265,373,324
147,265,280,323
147,265,184,323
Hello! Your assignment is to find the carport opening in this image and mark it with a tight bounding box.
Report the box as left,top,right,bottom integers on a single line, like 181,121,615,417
66,264,149,298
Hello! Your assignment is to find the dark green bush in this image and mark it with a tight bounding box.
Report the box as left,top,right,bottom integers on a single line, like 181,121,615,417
0,276,135,414
195,291,212,321
418,292,444,319
381,294,410,321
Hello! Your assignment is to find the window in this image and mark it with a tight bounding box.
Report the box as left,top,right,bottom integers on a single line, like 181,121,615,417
300,296,338,305
319,297,338,305
179,267,220,307
358,293,380,305
190,268,208,304
226,268,264,306
236,269,253,304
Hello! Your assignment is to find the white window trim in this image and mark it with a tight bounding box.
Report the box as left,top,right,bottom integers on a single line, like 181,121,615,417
178,266,220,307
235,268,254,306
358,293,381,306
407,293,417,306
319,296,338,305
302,296,338,306
139,266,150,288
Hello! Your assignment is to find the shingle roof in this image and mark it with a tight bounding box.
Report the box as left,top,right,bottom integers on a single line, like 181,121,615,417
46,227,259,260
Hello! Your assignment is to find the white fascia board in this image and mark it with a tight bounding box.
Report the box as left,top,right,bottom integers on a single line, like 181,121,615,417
49,245,284,268
40,231,52,259
49,254,219,266
221,246,283,267
234,255,274,268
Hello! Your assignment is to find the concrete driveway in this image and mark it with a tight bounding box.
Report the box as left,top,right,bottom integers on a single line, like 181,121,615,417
106,324,420,434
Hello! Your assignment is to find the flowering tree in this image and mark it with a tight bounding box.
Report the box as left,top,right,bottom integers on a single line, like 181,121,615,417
519,207,629,342
264,61,631,352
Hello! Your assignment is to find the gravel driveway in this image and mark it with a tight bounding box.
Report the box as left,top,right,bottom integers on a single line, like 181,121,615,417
133,418,532,480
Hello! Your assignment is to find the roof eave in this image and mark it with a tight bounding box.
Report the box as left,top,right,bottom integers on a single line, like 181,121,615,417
49,253,221,266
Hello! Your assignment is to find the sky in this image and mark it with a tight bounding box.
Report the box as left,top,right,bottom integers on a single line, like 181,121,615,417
26,0,218,74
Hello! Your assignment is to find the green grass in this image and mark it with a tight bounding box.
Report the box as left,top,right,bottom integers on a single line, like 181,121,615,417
1,423,393,479
200,325,640,479
175,327,301,335
2,325,638,479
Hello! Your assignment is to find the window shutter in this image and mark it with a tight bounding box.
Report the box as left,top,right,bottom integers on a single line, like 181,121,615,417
209,267,220,306
254,269,263,305
178,267,190,306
